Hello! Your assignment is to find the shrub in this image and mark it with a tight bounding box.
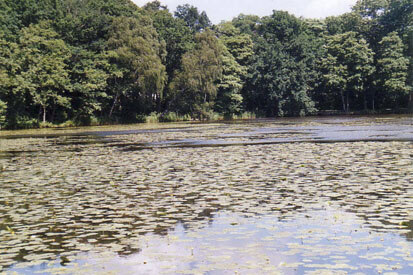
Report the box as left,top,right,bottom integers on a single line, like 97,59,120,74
205,112,222,121
39,121,54,128
0,100,6,129
135,114,148,123
159,112,191,122
146,112,160,123
237,112,256,120
59,120,77,128
8,116,40,129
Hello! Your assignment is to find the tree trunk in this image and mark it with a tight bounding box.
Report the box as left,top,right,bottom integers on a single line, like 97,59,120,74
341,91,346,112
157,93,162,113
408,29,413,112
370,84,377,112
109,91,120,118
43,106,46,123
51,103,56,123
38,106,42,121
345,91,350,113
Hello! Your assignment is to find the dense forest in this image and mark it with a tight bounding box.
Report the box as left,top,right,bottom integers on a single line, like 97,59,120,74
0,0,412,129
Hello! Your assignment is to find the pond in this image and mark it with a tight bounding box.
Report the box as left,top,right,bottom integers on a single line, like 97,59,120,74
0,115,412,274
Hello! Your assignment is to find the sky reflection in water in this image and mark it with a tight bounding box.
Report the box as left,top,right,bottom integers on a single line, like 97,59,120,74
10,209,413,274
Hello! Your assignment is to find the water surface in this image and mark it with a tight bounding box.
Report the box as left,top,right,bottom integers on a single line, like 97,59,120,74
1,115,412,274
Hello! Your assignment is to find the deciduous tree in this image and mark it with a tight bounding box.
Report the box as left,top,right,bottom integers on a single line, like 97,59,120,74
169,30,223,118
174,4,211,33
376,32,410,108
18,21,72,123
321,32,374,112
106,15,166,118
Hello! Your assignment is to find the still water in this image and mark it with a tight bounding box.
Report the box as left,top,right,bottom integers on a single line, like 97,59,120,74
1,115,412,274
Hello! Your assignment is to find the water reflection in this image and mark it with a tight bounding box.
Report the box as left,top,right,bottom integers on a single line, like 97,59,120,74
0,116,412,273
8,210,413,274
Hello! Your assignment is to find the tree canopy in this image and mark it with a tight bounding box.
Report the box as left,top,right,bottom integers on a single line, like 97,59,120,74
0,0,411,129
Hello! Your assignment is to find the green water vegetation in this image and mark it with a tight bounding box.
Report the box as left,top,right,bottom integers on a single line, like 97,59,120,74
0,119,412,273
0,0,412,129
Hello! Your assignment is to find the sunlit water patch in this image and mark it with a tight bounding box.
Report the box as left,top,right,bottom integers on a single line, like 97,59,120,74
6,209,413,274
0,116,412,274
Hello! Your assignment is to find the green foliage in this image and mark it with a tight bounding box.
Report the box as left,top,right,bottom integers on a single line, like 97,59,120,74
320,32,375,111
0,100,6,128
216,22,254,69
0,37,25,126
352,0,389,19
232,14,261,35
247,44,316,116
56,0,139,49
174,4,211,33
39,121,55,128
0,0,411,129
215,22,253,117
142,112,158,123
142,2,194,111
376,32,410,106
325,12,367,37
0,1,20,41
58,120,77,128
318,54,348,110
5,0,60,28
379,0,413,34
244,11,317,117
68,47,109,123
106,15,167,118
216,46,244,117
159,112,191,122
10,116,39,129
144,3,194,75
134,111,192,123
409,29,413,111
235,111,256,120
169,30,223,118
17,21,72,123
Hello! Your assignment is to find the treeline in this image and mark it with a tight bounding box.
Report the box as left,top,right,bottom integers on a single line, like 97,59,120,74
0,0,412,129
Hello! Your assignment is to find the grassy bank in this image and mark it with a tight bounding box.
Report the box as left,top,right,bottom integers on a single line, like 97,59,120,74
2,108,411,131
0,111,258,130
